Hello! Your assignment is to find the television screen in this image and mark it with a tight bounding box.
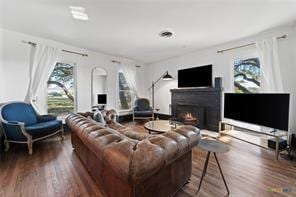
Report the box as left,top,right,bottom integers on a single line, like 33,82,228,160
178,65,212,88
224,93,290,131
97,94,107,104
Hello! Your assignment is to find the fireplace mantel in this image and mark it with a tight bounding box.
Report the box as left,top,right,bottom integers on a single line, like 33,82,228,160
170,87,222,131
170,87,222,93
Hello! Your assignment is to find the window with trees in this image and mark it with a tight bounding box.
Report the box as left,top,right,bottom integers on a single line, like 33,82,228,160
118,72,133,110
234,57,260,93
47,63,75,119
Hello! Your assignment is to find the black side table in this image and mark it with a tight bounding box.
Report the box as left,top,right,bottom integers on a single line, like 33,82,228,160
197,139,230,196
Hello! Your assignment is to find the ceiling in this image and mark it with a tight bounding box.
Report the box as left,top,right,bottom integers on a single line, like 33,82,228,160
1,0,296,64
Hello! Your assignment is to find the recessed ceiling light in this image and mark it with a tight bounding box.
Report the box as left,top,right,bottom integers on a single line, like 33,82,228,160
70,6,88,21
159,30,174,38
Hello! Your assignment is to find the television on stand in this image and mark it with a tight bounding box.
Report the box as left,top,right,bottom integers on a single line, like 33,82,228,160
92,94,107,111
224,93,290,131
178,65,212,88
97,94,107,105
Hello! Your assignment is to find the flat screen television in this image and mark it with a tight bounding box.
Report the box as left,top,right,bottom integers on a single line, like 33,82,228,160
178,65,212,88
97,94,107,104
224,93,290,131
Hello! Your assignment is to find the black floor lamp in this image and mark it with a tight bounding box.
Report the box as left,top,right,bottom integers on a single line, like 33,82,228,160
148,71,173,111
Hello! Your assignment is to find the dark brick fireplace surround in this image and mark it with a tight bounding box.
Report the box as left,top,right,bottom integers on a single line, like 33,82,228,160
171,87,222,131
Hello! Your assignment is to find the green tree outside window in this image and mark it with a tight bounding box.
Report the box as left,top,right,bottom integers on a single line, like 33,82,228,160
234,58,260,93
47,63,75,118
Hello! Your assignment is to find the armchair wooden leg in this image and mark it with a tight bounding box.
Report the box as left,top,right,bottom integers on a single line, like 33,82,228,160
61,127,65,141
27,141,33,155
4,140,9,152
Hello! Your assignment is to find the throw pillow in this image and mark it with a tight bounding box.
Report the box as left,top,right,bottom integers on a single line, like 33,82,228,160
93,110,106,125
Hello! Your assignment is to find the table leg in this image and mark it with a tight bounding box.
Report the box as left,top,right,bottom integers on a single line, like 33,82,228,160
275,137,279,160
214,153,230,196
196,151,211,194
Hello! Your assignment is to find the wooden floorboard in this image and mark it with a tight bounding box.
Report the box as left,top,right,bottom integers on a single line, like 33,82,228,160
1,121,296,197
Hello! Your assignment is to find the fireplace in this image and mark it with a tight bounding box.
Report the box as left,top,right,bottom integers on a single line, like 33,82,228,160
171,87,222,131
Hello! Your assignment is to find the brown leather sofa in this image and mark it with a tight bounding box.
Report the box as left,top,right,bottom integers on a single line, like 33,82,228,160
66,113,200,197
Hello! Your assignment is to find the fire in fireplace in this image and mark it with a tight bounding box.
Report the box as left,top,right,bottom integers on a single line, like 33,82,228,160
173,104,206,129
183,112,199,126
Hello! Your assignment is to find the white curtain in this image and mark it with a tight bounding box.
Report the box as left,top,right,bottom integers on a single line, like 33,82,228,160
256,37,283,92
25,44,61,114
119,63,139,98
256,37,296,133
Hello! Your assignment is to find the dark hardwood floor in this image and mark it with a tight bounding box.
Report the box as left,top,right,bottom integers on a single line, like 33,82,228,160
1,121,296,197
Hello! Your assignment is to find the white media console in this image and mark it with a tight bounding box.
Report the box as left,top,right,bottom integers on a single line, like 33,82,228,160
219,119,289,160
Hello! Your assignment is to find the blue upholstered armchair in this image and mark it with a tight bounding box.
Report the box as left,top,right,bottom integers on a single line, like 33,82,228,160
133,98,154,121
0,102,64,154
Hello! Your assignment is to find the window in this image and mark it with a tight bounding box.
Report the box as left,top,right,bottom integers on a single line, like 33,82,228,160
234,57,260,93
118,72,133,110
47,63,75,119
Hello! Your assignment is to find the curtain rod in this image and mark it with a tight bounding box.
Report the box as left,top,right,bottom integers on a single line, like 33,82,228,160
111,60,142,68
22,40,88,57
112,60,121,64
217,34,287,54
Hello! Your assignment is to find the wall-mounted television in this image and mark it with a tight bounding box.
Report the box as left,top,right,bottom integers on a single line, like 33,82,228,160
178,65,212,88
224,93,290,131
97,94,107,104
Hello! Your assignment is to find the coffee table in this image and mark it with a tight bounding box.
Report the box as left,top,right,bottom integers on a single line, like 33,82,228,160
144,120,183,134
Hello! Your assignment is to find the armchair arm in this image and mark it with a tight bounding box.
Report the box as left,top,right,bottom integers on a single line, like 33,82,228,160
1,121,31,141
37,115,57,123
3,121,24,128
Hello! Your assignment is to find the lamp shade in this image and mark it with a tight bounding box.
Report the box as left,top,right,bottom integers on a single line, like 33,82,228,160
162,72,173,80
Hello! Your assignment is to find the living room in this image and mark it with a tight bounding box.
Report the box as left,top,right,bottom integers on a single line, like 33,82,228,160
1,0,296,196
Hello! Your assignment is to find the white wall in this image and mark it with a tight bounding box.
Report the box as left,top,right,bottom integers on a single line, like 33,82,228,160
145,24,296,133
0,28,147,112
0,30,4,97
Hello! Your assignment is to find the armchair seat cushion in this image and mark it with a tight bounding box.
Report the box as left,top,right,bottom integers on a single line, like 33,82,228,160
37,115,57,123
134,111,153,117
25,120,62,139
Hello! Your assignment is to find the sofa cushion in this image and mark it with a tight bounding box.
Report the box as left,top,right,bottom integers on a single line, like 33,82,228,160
1,102,38,126
25,120,62,139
